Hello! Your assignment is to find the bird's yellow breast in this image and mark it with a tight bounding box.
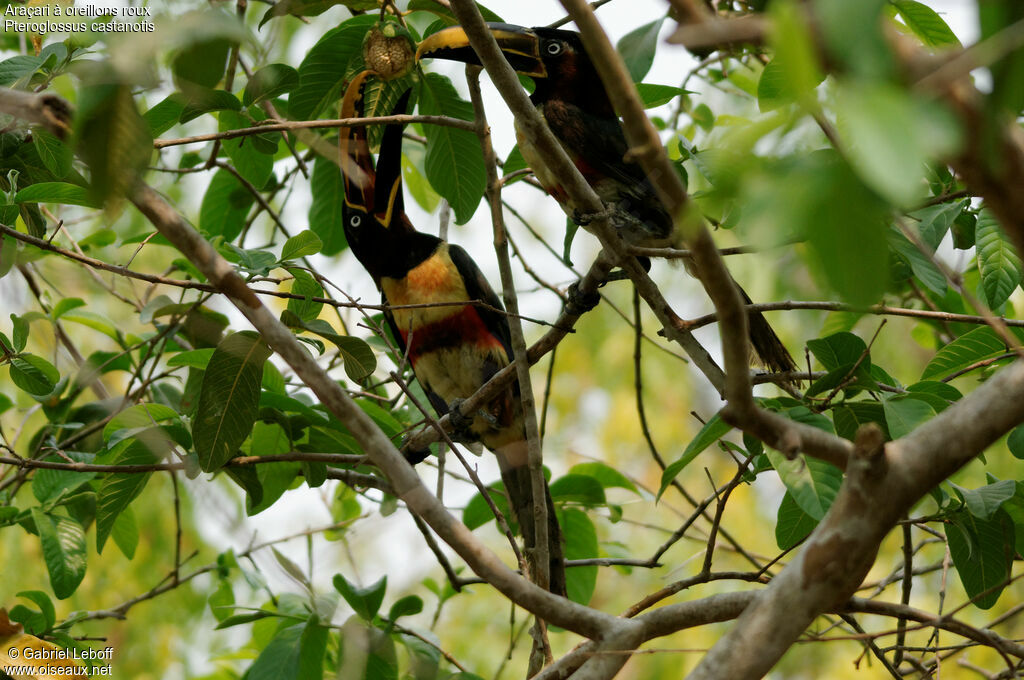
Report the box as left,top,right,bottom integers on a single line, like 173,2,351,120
382,243,469,332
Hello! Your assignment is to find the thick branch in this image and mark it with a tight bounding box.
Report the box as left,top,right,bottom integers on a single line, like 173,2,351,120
688,361,1024,680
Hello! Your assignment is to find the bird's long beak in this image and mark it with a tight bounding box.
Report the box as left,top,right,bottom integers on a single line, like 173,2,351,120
340,70,375,213
415,23,547,78
373,88,411,227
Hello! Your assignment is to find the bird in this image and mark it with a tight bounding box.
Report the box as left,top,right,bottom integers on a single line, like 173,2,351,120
339,73,567,596
416,23,798,376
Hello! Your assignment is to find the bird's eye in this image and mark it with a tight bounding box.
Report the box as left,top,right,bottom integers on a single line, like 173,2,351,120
349,214,362,228
545,41,563,56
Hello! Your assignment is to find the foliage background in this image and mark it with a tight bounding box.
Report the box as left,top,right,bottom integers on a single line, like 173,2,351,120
2,0,1023,679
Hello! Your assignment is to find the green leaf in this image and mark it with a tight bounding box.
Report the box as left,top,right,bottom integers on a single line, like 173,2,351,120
180,87,242,124
836,81,960,206
911,199,966,249
892,1,961,47
922,326,1024,380
906,380,962,411
807,332,867,371
549,474,606,506
976,209,1022,309
338,618,398,680
10,590,56,634
946,509,1014,609
766,451,842,521
52,297,86,320
387,595,423,622
286,268,324,323
617,17,665,82
882,395,936,439
102,403,179,442
759,2,825,112
218,110,275,189
95,437,160,552
757,55,825,112
282,313,376,381
402,145,441,209
173,34,232,89
559,507,598,605
0,55,43,86
193,331,273,471
247,623,304,680
32,508,87,600
462,482,509,531
32,130,72,179
888,226,948,295
635,83,687,109
776,491,817,550
0,231,18,280
298,620,329,678
568,462,639,494
10,313,29,352
417,73,486,224
333,573,387,621
15,182,99,209
281,230,323,261
32,452,95,504
243,63,299,107
200,169,255,241
953,480,1017,521
9,353,59,396
143,94,186,137
659,413,732,497
767,152,889,304
817,0,893,79
290,15,378,120
309,155,348,256
214,610,276,629
110,506,139,559
59,310,121,340
167,348,216,369
76,82,153,205
1008,424,1024,459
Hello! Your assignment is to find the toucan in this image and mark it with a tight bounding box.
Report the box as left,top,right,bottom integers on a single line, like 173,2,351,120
417,24,798,376
340,73,567,596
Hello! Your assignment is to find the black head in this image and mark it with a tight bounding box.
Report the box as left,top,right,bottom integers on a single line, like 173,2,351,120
416,23,609,112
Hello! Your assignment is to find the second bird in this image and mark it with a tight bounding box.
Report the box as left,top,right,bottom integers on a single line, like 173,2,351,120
417,23,797,376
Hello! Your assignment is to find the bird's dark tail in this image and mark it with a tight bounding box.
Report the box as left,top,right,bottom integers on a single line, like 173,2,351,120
497,447,566,597
735,281,798,378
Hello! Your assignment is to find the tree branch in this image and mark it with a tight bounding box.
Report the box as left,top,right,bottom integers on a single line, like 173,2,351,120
127,181,628,640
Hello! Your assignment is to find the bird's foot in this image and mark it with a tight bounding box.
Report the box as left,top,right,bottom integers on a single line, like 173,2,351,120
565,281,601,315
571,207,614,227
447,398,475,434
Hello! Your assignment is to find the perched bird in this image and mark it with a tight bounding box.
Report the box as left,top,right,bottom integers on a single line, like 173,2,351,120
340,73,567,596
417,24,797,375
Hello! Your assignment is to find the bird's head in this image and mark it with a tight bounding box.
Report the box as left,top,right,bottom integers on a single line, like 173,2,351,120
416,23,607,111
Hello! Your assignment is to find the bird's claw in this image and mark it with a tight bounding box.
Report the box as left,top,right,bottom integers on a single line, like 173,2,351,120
447,398,474,433
571,207,614,227
565,281,601,315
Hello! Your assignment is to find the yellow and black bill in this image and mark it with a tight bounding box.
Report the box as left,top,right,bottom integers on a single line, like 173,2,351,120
415,23,547,79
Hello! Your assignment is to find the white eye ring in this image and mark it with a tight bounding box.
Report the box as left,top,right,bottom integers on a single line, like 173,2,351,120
545,41,562,55
349,214,362,228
